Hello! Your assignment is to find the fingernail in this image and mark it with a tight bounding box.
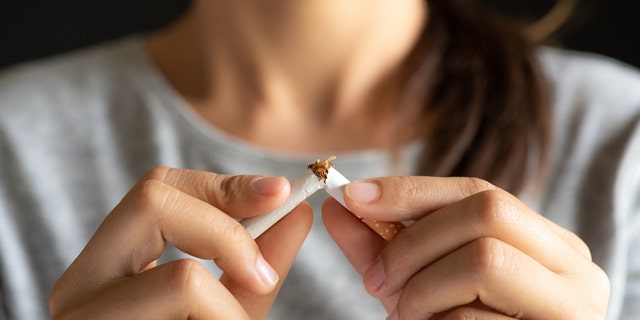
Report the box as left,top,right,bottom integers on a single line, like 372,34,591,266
386,307,399,320
251,176,287,196
364,256,386,295
255,253,279,287
347,181,380,204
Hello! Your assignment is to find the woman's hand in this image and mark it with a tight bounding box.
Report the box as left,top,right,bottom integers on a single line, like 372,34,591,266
50,166,313,320
323,176,610,319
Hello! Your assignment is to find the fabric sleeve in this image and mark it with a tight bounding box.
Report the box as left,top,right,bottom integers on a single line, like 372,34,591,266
616,116,640,319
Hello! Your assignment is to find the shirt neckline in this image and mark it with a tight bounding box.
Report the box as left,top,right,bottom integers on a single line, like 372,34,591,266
126,35,425,173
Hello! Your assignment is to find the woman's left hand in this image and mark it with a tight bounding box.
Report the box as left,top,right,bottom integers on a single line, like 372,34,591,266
322,176,610,319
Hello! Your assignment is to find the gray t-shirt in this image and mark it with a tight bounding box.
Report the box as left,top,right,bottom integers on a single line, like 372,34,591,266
0,36,639,319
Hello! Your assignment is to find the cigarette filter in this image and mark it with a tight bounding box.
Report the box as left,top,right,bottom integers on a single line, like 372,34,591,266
310,158,405,241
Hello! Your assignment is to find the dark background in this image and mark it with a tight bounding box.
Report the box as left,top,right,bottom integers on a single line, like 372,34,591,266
0,0,638,70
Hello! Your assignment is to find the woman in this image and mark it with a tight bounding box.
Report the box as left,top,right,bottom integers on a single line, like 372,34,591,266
0,0,637,319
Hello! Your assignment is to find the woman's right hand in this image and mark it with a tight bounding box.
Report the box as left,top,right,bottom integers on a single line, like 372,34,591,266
49,166,313,319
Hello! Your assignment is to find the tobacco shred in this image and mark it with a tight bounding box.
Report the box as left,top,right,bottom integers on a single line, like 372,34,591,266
308,156,336,182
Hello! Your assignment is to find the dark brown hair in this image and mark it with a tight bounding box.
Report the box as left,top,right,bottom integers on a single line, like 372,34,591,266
400,0,553,194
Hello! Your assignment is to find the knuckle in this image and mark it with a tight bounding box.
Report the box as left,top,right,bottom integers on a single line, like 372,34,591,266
131,179,171,214
210,174,241,205
472,189,520,229
228,221,254,248
167,259,209,299
143,166,172,181
215,221,257,265
126,179,185,231
459,177,495,195
468,237,511,278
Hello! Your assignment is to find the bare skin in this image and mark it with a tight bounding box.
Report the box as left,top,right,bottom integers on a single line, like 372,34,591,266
50,167,313,319
50,0,610,319
146,0,427,153
323,177,609,319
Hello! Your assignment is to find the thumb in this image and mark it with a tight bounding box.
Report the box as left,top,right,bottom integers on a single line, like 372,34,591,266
220,203,313,319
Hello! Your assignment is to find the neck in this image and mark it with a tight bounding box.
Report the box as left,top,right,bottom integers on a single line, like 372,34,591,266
147,0,427,152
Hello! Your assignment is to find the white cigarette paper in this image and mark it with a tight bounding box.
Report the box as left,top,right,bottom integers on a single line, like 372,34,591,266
241,157,405,240
323,167,349,206
240,170,324,239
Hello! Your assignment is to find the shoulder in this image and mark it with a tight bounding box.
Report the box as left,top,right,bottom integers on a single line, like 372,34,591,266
0,35,161,167
537,47,640,148
534,49,640,278
0,36,148,115
0,36,152,139
0,35,147,83
538,46,640,89
535,47,640,213
538,47,640,117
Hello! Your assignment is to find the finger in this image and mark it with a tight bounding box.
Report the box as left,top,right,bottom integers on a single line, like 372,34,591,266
364,189,588,298
322,198,401,311
344,176,592,259
52,259,250,320
541,215,592,260
322,198,387,275
221,203,314,319
429,301,518,320
144,166,291,218
396,238,572,320
61,179,278,299
343,176,497,221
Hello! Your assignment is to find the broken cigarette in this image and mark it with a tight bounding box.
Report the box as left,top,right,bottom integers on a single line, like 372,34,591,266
309,157,406,241
240,157,405,240
240,169,324,239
